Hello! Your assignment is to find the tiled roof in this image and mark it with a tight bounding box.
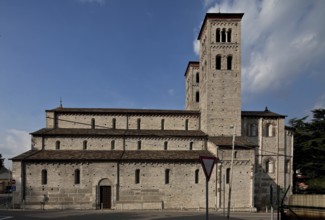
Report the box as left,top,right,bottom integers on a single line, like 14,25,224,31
11,150,215,162
46,107,200,116
242,108,286,118
209,136,257,148
30,128,207,138
198,13,244,40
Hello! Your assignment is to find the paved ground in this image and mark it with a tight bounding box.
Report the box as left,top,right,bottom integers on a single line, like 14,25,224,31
0,209,277,220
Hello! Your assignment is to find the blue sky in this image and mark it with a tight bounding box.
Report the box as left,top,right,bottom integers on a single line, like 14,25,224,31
1,0,325,168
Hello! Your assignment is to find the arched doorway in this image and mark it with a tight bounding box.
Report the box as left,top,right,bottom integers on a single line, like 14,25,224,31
98,178,112,209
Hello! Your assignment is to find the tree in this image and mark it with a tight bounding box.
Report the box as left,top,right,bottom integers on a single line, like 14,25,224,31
289,108,325,193
0,154,4,169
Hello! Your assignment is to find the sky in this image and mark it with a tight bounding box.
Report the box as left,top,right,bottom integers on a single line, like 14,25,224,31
0,0,324,168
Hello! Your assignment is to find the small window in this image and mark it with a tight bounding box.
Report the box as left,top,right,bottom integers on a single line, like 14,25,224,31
55,141,60,150
226,168,230,184
266,124,273,137
196,72,199,83
227,29,232,42
112,118,116,129
227,55,232,70
83,140,87,150
185,119,189,131
216,55,221,70
91,118,95,129
165,169,170,184
111,140,115,150
195,91,199,103
161,119,165,130
285,160,291,174
135,169,140,184
137,118,141,130
164,141,168,150
137,140,141,150
42,169,47,185
249,124,257,137
216,29,221,42
74,169,80,184
234,151,238,159
221,29,226,42
265,159,274,173
195,169,199,184
189,142,193,150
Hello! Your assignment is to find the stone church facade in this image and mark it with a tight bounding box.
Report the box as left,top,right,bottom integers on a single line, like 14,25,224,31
11,13,293,211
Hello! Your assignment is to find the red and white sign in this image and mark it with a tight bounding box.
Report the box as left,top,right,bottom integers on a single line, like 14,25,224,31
11,179,16,185
199,156,217,181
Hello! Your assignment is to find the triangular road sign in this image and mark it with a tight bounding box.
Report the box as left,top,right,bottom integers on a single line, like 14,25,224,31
199,156,217,181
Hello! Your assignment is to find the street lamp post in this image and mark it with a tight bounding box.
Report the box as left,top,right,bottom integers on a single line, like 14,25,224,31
227,124,236,219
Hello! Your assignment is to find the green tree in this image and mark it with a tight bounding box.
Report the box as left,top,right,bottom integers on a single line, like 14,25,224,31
0,154,4,169
290,108,325,193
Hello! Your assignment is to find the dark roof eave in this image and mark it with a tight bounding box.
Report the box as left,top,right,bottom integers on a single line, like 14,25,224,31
184,61,200,77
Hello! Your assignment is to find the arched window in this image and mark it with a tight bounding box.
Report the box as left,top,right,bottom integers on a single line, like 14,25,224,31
55,141,60,150
137,118,141,130
161,119,165,130
135,169,140,184
189,142,193,150
91,118,95,129
221,29,226,42
195,169,199,184
216,28,221,42
196,72,199,83
265,159,275,173
111,140,115,150
185,119,189,131
195,91,199,103
41,169,47,185
234,151,238,159
83,140,87,150
266,124,273,137
165,169,170,184
227,55,232,70
74,169,80,184
285,160,291,174
137,140,141,150
216,55,221,70
227,29,232,42
249,123,257,137
164,141,168,150
112,118,116,129
226,168,230,184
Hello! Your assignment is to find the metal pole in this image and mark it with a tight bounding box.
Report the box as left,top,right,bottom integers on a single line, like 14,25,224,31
206,178,209,220
227,124,236,219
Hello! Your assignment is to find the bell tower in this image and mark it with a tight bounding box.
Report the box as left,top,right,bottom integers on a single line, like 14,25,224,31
197,13,244,136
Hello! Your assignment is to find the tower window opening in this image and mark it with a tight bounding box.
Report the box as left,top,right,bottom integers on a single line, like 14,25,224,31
196,72,200,83
227,55,232,70
56,141,60,150
266,124,273,137
161,119,165,130
111,140,115,150
216,55,221,70
227,29,232,42
83,140,87,150
165,169,170,184
265,159,275,173
137,140,141,150
41,169,47,185
74,169,80,184
164,141,168,150
216,29,221,42
195,91,200,102
221,29,226,42
226,168,230,184
185,119,189,131
91,118,95,129
195,169,199,184
135,169,140,184
137,118,141,130
112,118,116,129
190,142,193,150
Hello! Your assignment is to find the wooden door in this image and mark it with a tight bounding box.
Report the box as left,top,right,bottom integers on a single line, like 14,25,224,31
100,186,111,209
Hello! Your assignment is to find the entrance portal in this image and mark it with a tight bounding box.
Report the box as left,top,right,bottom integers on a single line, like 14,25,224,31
100,186,111,209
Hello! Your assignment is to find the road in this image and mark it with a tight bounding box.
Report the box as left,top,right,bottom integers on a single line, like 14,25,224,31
0,210,277,220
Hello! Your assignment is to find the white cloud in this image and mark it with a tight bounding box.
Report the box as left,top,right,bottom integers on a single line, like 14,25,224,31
195,0,325,96
193,39,200,56
0,129,30,169
168,89,175,96
313,94,325,110
77,0,106,5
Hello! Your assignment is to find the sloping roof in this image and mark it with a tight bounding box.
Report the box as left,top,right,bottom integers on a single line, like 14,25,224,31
0,167,11,179
46,107,200,116
31,128,207,138
198,13,244,40
242,108,286,118
11,150,215,162
209,136,257,148
184,61,200,77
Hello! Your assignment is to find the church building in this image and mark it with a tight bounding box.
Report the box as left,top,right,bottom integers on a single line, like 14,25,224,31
11,13,293,211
